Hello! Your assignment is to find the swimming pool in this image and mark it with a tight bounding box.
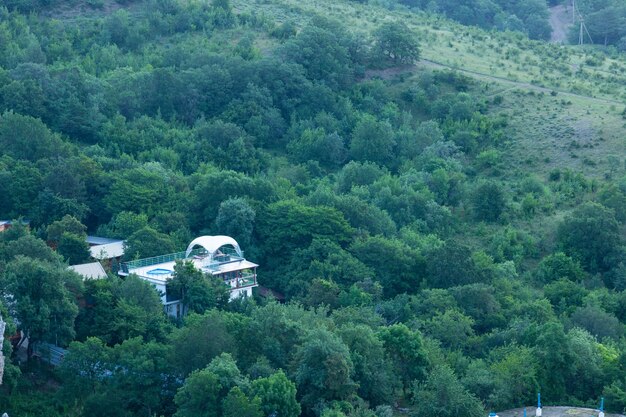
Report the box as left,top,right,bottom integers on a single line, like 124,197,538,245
147,268,173,275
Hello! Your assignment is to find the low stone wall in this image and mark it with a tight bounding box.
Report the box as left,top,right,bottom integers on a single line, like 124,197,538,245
498,407,625,417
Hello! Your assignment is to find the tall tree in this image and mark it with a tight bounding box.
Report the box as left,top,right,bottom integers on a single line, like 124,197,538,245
251,370,301,417
46,214,87,245
292,328,356,413
174,367,222,417
556,202,623,274
223,387,263,417
167,261,230,316
412,365,485,417
349,115,395,167
373,21,420,65
470,181,506,222
1,257,81,354
215,198,256,249
379,323,429,394
124,227,177,260
58,232,91,265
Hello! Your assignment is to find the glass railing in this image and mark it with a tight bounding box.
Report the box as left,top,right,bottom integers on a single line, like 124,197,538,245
121,248,206,273
227,272,257,288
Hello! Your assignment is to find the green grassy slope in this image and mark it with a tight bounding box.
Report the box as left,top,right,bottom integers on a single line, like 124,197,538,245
234,0,626,178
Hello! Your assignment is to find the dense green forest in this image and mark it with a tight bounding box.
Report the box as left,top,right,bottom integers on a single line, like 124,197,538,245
2,0,626,416
568,0,626,48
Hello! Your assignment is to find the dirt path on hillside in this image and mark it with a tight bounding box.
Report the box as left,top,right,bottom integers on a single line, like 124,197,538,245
550,4,573,43
364,60,623,105
418,59,624,105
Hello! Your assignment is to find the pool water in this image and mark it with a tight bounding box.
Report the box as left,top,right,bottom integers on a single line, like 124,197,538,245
147,268,173,275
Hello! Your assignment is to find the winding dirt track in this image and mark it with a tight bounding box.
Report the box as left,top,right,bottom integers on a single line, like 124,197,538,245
365,59,623,106
419,59,624,105
550,4,572,44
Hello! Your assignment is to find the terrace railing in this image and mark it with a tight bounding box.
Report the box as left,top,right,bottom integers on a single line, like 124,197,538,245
120,248,206,274
227,272,257,288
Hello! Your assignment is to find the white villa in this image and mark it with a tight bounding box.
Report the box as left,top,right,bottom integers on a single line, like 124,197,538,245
119,235,258,318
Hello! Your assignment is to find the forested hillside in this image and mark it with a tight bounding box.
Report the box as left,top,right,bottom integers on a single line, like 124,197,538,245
2,0,626,416
569,0,626,48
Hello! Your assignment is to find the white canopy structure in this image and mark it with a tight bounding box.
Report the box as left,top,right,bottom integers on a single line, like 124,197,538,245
185,235,243,261
121,234,258,318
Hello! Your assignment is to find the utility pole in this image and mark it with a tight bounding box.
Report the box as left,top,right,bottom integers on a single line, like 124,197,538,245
574,0,593,45
579,18,584,45
536,393,542,417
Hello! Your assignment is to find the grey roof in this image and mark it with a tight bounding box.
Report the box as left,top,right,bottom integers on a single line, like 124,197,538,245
68,262,107,279
33,342,67,366
86,236,123,245
90,241,125,260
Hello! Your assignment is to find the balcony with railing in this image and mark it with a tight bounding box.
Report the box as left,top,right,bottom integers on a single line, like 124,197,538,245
226,272,257,288
119,248,202,274
120,247,246,275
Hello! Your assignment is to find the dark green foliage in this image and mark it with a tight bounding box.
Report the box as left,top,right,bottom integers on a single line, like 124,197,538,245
124,227,177,260
46,215,87,244
379,324,429,393
1,256,81,349
215,198,256,249
449,284,502,332
336,161,388,193
251,370,301,417
424,309,475,349
287,128,347,169
0,112,71,162
98,212,149,239
399,0,550,40
569,1,626,47
292,328,356,413
544,279,588,315
2,1,626,415
223,387,263,417
174,367,221,417
350,235,425,296
273,238,374,299
425,240,479,288
104,338,173,417
373,21,420,65
534,321,572,401
570,306,624,340
75,275,169,345
190,170,275,231
58,231,91,265
412,365,484,417
536,252,586,283
256,200,353,271
337,325,398,406
169,311,241,376
281,18,360,89
598,181,626,222
105,167,173,216
487,346,539,410
349,115,395,166
556,202,623,274
0,233,61,264
167,261,230,315
470,181,506,222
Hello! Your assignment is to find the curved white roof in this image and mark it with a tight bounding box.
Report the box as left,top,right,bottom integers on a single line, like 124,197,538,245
185,235,242,258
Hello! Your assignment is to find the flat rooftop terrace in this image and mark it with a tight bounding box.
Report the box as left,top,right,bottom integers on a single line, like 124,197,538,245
120,247,258,284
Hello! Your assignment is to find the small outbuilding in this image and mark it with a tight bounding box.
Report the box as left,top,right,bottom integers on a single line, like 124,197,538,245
68,262,107,280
